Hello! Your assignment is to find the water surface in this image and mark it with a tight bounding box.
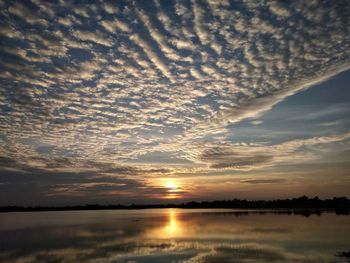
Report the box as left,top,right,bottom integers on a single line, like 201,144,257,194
0,209,349,262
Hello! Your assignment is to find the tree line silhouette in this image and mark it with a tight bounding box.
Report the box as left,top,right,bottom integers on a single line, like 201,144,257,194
1,196,349,213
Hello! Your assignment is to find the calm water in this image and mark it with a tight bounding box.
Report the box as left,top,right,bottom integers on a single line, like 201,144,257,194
0,209,349,263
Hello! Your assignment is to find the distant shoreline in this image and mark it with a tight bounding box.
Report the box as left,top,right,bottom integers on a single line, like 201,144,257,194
1,196,349,214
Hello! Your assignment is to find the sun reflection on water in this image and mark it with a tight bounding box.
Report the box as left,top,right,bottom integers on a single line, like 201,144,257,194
1,211,349,263
167,209,177,236
146,209,184,239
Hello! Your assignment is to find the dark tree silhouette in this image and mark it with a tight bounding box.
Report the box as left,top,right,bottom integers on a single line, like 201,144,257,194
1,196,349,213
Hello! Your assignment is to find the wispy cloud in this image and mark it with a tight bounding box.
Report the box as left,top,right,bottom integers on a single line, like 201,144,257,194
184,132,350,171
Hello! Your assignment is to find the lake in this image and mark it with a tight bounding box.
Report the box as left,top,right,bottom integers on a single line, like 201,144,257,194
0,209,349,262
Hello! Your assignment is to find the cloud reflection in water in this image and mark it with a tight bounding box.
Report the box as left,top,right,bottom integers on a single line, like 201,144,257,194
0,209,349,262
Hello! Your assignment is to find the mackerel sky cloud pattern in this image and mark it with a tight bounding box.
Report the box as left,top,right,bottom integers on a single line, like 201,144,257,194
0,0,349,204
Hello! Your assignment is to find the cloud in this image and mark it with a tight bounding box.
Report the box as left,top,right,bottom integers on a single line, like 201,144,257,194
129,33,174,81
0,167,142,205
239,179,287,184
191,0,222,55
102,2,119,14
73,30,113,47
186,132,350,171
199,147,273,170
0,0,350,203
137,8,193,64
0,154,175,205
268,2,292,18
99,18,130,33
8,2,48,26
216,63,350,125
181,63,350,141
184,244,286,263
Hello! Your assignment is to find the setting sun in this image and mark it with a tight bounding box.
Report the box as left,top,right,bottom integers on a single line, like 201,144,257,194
162,180,182,199
165,180,177,191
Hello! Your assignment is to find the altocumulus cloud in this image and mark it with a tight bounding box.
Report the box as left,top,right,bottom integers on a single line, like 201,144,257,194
0,0,350,203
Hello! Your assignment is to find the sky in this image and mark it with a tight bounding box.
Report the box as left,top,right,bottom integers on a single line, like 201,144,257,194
0,0,349,205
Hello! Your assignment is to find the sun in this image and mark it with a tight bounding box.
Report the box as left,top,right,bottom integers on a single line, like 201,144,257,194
165,180,177,191
163,179,182,199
